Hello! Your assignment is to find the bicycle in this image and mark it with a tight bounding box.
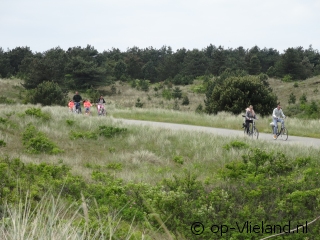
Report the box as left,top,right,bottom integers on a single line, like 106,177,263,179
270,118,288,141
74,102,82,114
242,115,259,139
97,103,106,116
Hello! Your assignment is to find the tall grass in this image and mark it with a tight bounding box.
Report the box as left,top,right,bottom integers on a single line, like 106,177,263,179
1,104,319,185
0,192,137,240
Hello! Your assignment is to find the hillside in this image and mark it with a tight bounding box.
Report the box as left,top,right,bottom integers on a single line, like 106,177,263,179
1,77,320,239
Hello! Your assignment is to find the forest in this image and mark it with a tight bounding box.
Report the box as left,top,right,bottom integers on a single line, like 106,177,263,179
0,44,319,91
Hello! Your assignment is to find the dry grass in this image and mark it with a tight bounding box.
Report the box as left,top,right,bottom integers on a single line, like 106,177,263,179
268,75,320,107
1,104,319,186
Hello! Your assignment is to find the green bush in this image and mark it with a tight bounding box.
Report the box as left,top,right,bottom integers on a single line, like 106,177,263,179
22,124,63,154
25,108,51,120
182,96,189,105
282,74,292,82
135,98,143,108
205,75,277,116
98,125,127,138
25,81,67,106
0,140,6,147
161,88,172,100
69,130,98,140
288,92,296,104
0,96,15,104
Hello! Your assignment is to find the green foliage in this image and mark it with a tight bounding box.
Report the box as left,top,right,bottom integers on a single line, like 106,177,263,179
111,84,117,95
98,125,127,138
69,130,98,140
300,93,307,104
161,88,172,100
282,74,292,82
22,124,63,154
205,75,277,116
223,140,249,150
190,84,206,93
0,96,15,104
293,82,299,87
195,103,204,114
135,98,144,108
172,155,184,164
85,87,100,102
286,100,320,119
172,87,182,99
25,81,67,106
25,108,51,120
181,95,189,105
0,140,6,147
65,119,75,126
288,92,296,104
106,163,123,170
248,55,261,75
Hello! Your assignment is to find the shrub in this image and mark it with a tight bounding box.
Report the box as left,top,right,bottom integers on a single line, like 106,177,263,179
25,108,51,120
300,93,307,104
98,125,127,138
69,130,98,140
22,124,63,154
195,104,204,114
0,140,6,147
65,119,75,126
173,155,184,164
288,92,296,104
205,75,277,116
172,87,182,99
182,96,189,105
135,98,143,108
0,96,15,104
161,88,172,100
223,140,249,150
282,74,292,82
25,81,67,106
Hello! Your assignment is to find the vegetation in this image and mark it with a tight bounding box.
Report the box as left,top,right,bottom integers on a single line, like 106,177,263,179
1,42,320,239
0,105,320,239
205,75,277,116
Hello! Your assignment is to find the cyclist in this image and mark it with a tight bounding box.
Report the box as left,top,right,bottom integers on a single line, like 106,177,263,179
245,105,256,134
272,103,286,140
73,91,83,113
83,99,92,115
96,95,106,115
68,100,75,113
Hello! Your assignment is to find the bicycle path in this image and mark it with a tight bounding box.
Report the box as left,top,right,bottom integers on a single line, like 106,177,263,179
114,118,320,149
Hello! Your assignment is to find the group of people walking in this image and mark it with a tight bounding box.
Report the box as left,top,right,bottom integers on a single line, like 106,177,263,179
68,91,106,116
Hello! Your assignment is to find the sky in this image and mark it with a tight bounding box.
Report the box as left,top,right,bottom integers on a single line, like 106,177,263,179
1,0,320,54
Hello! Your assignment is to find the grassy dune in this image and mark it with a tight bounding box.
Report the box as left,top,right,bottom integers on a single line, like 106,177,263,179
1,76,320,239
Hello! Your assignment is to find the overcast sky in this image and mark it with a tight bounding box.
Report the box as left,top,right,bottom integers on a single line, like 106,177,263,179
1,0,319,53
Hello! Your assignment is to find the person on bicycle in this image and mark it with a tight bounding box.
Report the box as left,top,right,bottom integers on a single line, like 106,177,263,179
68,100,75,113
272,103,286,139
245,105,256,134
83,99,92,115
96,95,106,113
73,91,83,113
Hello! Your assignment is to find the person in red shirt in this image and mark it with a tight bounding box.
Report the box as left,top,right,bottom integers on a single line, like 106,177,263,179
83,99,92,115
68,100,75,112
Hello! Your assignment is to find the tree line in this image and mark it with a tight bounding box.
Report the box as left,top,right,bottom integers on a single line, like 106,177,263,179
0,44,320,90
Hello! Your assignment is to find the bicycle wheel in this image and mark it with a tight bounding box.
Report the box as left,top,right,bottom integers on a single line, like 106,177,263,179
280,127,288,141
253,127,259,139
